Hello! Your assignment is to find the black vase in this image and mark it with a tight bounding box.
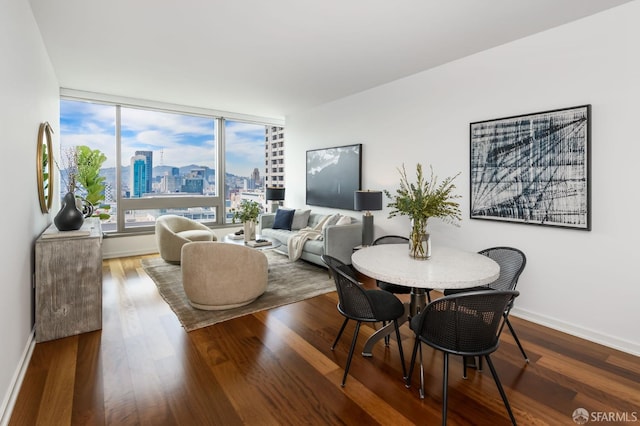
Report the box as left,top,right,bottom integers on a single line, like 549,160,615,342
54,192,85,231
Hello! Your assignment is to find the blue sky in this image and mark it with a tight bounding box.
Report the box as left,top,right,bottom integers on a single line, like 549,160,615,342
60,99,267,176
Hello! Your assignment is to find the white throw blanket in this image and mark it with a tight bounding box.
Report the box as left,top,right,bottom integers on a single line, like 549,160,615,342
287,216,328,261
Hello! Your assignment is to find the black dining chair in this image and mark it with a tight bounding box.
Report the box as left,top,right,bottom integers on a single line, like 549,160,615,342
406,290,520,425
322,253,359,281
322,254,407,386
444,246,528,367
373,235,432,303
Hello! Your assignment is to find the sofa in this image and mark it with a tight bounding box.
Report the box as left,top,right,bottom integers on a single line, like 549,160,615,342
259,209,362,266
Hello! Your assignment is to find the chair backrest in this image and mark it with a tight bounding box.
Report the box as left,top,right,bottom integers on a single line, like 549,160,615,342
321,254,358,280
479,247,526,291
413,290,519,356
157,214,208,233
373,235,409,246
322,255,375,320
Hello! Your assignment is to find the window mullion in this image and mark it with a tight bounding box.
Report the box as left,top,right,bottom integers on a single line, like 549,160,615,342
115,105,124,233
217,117,226,225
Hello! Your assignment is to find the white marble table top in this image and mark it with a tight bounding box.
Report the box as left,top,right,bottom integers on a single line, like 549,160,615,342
351,244,500,290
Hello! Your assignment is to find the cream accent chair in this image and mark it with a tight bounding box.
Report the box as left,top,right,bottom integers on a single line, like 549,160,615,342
181,242,268,310
155,215,217,264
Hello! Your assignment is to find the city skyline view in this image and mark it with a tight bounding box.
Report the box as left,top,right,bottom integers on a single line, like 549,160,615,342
59,99,284,229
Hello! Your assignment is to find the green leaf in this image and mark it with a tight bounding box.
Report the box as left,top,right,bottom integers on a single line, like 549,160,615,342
385,163,462,226
75,145,108,208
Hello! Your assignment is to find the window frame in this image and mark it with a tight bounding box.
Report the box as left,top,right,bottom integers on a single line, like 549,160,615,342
60,89,284,235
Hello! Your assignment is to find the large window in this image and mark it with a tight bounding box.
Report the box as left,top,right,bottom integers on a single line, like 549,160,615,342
60,97,284,234
224,120,272,223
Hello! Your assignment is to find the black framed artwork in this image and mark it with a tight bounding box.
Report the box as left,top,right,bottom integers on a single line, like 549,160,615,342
306,144,362,210
470,105,591,230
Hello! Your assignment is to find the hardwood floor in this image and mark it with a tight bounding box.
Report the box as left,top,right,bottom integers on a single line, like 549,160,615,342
10,255,640,425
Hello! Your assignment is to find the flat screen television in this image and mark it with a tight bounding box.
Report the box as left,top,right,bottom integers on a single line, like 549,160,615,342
306,144,362,210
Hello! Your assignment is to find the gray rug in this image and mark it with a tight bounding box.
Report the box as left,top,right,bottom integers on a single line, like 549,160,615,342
141,250,335,331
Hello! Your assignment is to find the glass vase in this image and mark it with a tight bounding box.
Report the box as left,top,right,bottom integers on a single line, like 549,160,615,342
409,218,431,259
243,220,256,242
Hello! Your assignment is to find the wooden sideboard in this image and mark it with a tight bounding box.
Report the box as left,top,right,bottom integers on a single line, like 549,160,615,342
35,218,103,342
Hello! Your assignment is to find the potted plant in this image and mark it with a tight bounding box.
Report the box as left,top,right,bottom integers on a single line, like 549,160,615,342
384,163,462,259
54,145,111,231
231,200,263,241
75,145,111,220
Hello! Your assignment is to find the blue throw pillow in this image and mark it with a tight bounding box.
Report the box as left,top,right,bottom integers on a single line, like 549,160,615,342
272,208,295,230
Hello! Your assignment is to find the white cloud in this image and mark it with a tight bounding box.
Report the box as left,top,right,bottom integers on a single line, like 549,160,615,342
61,101,268,175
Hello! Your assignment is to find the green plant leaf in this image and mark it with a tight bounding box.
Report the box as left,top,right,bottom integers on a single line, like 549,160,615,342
385,163,462,226
75,145,108,208
231,200,263,223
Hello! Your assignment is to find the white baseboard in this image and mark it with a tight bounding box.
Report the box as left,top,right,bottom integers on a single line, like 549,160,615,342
0,331,35,426
102,248,158,260
511,307,640,357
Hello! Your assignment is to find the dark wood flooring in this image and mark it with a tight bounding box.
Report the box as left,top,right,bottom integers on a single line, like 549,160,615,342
9,255,640,425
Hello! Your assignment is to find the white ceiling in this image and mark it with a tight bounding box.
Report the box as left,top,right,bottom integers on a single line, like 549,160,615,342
29,0,632,120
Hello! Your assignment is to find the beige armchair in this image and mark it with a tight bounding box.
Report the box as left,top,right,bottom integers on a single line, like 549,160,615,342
155,215,216,264
181,242,268,310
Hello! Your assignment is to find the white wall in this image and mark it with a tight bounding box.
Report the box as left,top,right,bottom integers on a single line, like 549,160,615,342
0,0,60,422
286,2,640,355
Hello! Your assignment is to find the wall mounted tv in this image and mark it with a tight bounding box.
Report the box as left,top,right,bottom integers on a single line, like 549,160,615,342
306,143,362,210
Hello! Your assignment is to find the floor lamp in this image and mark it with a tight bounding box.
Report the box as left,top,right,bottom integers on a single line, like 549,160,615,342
265,187,285,213
354,190,383,246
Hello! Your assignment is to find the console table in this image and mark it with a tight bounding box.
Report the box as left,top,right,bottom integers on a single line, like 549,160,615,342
35,218,103,342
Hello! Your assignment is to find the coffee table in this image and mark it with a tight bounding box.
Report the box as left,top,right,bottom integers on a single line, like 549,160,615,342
222,234,281,250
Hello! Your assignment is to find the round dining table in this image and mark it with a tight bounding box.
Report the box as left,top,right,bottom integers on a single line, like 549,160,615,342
351,244,500,356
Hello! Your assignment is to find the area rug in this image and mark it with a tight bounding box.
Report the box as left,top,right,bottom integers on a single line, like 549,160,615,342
141,250,335,331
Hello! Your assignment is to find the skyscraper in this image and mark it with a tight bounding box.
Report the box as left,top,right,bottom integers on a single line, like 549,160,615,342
135,150,153,194
130,154,147,198
182,168,205,194
250,167,260,190
265,126,285,189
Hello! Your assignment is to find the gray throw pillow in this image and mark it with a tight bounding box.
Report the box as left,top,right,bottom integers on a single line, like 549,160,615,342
335,215,352,226
291,209,311,230
322,213,342,231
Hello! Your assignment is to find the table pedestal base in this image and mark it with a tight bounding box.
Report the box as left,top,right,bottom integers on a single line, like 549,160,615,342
362,303,409,357
362,286,429,357
409,288,427,317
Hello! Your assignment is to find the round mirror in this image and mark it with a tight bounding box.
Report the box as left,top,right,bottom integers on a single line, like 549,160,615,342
37,122,54,213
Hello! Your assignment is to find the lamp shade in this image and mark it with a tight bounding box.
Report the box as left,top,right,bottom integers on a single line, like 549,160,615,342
265,187,286,201
354,190,382,211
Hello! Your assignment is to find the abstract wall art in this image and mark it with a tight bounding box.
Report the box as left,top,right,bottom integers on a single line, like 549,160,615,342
306,144,362,210
470,105,591,230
